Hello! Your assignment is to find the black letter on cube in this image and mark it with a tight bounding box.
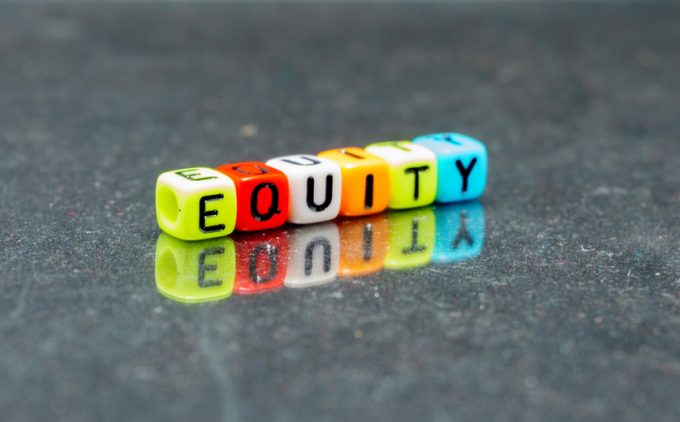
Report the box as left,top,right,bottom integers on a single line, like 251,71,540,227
455,158,477,193
250,182,281,222
405,166,429,200
306,175,334,212
199,194,226,233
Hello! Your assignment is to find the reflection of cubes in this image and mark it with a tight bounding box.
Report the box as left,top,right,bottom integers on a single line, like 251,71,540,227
413,132,487,203
154,233,235,303
266,155,342,224
433,202,485,263
337,214,388,277
285,223,340,288
384,208,435,270
233,230,288,295
365,141,437,210
155,167,237,240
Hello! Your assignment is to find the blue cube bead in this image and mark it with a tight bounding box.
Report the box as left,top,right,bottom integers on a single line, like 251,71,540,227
432,202,484,263
413,132,487,203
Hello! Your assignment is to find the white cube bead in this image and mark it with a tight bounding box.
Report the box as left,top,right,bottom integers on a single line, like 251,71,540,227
266,155,342,224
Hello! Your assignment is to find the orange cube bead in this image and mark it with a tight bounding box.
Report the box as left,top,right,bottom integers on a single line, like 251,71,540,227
337,214,388,277
317,147,390,217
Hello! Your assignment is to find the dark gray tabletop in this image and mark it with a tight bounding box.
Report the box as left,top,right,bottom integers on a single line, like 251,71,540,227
2,2,680,421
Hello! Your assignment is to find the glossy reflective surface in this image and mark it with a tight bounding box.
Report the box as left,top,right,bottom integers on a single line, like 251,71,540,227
155,203,484,303
2,2,680,421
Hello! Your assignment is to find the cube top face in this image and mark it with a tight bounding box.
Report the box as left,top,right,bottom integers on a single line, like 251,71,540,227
317,147,391,217
413,132,486,156
216,161,287,183
157,167,234,194
155,234,235,304
216,161,290,232
266,155,337,176
156,167,237,240
266,155,342,225
365,141,436,167
413,133,487,203
317,147,381,169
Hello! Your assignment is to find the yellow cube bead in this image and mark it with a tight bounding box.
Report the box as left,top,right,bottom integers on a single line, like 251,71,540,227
156,167,237,240
155,233,235,304
384,207,435,270
365,141,437,209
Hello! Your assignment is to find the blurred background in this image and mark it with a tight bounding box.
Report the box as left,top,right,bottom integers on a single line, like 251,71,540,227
2,1,680,421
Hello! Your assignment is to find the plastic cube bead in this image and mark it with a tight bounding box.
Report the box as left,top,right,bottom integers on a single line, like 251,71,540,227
433,202,485,263
233,230,288,295
285,222,340,288
317,147,390,217
337,214,388,277
384,207,436,270
216,161,289,232
156,167,237,240
365,141,437,210
266,155,342,224
155,233,235,303
413,132,487,203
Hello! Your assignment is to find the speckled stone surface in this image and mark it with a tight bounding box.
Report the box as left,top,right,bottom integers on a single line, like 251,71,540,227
2,2,680,421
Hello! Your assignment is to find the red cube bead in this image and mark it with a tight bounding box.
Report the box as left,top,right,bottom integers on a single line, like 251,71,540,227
233,231,288,295
216,161,290,232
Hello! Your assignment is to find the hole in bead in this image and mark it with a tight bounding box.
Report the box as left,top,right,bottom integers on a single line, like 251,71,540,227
158,186,179,226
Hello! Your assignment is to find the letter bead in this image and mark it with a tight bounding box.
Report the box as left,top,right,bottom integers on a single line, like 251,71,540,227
365,141,437,210
155,167,237,240
266,155,342,224
155,233,235,303
317,147,390,217
413,132,487,203
216,161,290,232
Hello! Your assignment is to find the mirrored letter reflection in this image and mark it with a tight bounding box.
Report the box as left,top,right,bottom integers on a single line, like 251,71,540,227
233,230,288,295
285,223,340,288
155,233,235,304
337,214,388,277
154,201,485,303
433,202,484,263
385,208,436,270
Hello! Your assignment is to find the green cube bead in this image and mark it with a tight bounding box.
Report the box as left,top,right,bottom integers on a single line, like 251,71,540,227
156,167,237,240
365,141,438,209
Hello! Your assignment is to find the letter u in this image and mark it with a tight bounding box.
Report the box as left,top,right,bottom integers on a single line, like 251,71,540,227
306,175,334,212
